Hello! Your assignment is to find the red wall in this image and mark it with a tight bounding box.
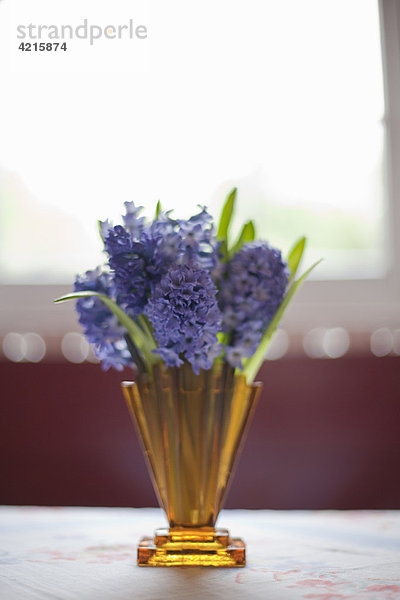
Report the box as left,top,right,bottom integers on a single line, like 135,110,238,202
1,356,399,509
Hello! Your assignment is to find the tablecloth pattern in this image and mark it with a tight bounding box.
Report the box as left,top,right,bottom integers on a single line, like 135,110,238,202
0,507,399,600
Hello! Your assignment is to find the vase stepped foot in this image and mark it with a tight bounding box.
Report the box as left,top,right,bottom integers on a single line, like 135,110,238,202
137,527,246,567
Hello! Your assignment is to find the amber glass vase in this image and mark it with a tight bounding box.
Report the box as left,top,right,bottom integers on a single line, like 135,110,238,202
121,362,262,567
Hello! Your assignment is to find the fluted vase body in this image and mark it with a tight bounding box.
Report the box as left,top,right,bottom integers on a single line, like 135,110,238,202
122,363,262,566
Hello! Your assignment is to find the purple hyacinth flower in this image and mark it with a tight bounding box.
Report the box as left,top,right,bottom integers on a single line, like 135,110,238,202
104,206,220,318
218,242,289,368
145,263,222,374
74,266,134,371
123,201,145,239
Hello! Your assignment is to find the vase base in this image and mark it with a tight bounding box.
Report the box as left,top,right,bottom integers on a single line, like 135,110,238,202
137,527,246,567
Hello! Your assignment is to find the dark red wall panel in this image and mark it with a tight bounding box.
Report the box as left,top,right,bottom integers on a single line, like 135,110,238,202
0,357,399,508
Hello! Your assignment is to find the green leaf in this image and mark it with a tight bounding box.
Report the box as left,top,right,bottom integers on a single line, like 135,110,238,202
230,220,256,256
242,258,323,383
246,220,256,241
155,200,162,219
287,236,306,282
219,240,228,260
97,220,103,240
137,314,156,345
54,291,158,368
97,220,110,247
217,188,237,244
217,331,225,344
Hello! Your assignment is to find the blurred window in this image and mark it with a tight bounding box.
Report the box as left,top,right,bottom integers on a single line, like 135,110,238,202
0,0,386,283
1,0,399,340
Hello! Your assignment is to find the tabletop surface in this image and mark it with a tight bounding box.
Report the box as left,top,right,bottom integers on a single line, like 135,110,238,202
0,507,399,600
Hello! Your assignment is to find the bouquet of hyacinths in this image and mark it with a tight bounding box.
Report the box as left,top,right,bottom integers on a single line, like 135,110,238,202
56,189,320,383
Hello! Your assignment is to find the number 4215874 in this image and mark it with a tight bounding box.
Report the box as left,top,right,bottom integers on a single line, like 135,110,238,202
18,42,67,51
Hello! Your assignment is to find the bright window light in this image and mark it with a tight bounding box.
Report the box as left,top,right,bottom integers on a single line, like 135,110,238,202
0,0,385,283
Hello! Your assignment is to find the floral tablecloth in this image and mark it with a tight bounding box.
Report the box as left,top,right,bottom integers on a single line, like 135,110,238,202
0,507,399,600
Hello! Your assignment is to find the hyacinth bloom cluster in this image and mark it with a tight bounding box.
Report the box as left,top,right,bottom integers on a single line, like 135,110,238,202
72,202,221,373
218,243,289,368
73,267,133,371
57,190,317,380
145,264,221,373
103,204,218,319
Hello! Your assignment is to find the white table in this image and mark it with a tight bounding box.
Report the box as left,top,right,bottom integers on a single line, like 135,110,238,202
0,507,399,599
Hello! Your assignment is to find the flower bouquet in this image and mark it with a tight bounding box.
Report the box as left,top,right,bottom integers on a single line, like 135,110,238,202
56,188,319,567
